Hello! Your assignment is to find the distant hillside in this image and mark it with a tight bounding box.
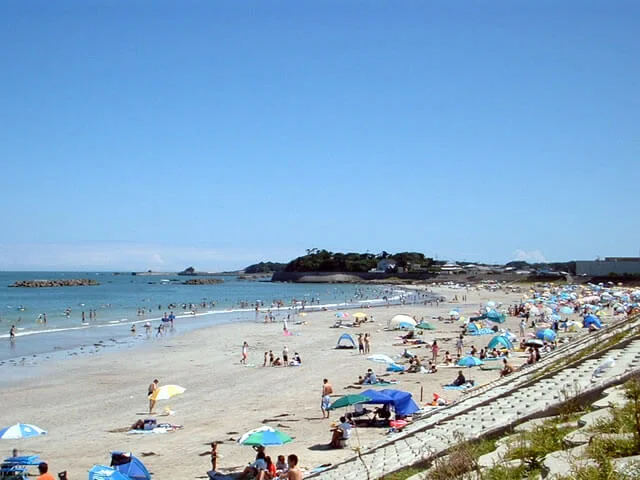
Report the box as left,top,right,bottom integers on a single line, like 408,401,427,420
243,262,287,274
283,249,434,273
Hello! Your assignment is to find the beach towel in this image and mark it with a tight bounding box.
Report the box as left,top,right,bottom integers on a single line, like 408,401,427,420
127,424,182,434
469,328,494,336
480,365,502,371
368,381,398,387
443,385,469,391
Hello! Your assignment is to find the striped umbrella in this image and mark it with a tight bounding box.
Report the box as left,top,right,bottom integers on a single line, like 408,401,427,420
0,423,47,439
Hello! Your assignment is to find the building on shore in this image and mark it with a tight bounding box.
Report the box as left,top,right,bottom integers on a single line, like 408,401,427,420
576,257,640,276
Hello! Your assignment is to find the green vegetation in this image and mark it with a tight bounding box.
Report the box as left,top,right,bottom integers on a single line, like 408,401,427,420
283,249,434,273
243,262,287,274
504,422,576,471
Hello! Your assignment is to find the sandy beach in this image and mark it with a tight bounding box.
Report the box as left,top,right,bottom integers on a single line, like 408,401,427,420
0,285,562,478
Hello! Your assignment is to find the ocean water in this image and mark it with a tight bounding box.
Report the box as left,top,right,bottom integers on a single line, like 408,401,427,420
0,272,427,364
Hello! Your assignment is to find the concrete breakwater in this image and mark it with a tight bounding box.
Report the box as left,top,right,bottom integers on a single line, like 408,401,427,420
9,279,100,287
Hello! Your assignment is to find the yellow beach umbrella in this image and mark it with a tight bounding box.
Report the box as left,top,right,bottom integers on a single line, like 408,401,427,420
353,312,367,319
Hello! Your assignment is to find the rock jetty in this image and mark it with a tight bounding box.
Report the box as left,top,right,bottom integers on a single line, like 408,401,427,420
10,279,100,288
181,278,224,285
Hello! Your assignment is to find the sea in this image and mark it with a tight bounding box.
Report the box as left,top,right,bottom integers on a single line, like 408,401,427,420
0,272,433,368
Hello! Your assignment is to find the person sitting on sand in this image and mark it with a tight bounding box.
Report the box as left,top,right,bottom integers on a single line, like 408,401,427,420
429,361,437,373
240,451,267,479
431,393,447,406
451,370,466,387
329,416,353,448
131,419,145,430
272,357,282,367
275,455,288,476
489,347,499,358
444,351,453,365
500,358,515,377
363,369,378,385
256,456,277,480
478,348,486,360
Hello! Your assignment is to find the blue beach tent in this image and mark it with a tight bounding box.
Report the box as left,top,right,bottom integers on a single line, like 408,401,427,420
89,466,130,480
487,335,513,350
536,329,557,342
583,315,602,329
360,389,394,405
381,389,420,416
336,333,357,349
485,310,506,323
110,452,151,480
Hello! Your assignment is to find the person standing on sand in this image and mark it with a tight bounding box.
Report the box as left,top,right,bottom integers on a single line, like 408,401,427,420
364,333,371,354
357,334,364,354
283,345,289,366
241,341,249,365
148,379,159,414
285,454,303,480
431,340,440,363
456,335,464,357
9,325,16,341
321,378,333,418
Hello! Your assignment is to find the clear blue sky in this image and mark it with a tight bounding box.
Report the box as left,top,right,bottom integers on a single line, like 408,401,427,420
1,1,638,271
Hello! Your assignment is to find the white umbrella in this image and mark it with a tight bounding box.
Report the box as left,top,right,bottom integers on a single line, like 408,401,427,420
0,423,47,439
367,354,395,364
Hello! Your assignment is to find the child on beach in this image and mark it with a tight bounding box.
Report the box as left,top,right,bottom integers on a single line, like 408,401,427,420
241,341,248,365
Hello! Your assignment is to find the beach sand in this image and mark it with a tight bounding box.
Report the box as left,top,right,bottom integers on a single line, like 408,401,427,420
0,286,552,478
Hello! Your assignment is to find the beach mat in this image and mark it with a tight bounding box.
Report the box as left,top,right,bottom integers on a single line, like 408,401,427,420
480,365,502,371
443,385,471,391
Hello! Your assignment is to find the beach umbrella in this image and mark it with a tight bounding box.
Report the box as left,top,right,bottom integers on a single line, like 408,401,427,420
536,329,557,342
524,338,544,348
367,354,395,364
457,355,484,367
149,384,185,401
415,321,436,330
560,306,573,315
329,394,372,410
352,312,367,319
486,301,497,309
238,426,293,446
389,315,416,329
335,312,349,318
0,423,47,440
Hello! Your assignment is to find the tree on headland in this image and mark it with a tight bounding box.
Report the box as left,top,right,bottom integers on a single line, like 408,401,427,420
284,250,433,273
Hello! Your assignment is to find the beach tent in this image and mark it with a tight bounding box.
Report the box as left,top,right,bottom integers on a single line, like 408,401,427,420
485,310,506,323
381,389,421,416
536,329,557,342
336,333,357,349
89,466,130,480
487,335,513,350
583,315,602,329
360,389,420,416
389,315,416,330
466,322,479,334
110,452,151,480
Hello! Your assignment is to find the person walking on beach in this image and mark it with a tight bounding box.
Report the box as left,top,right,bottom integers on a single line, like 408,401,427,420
321,378,333,418
519,319,526,339
148,379,159,414
9,325,16,341
456,335,464,357
241,341,249,365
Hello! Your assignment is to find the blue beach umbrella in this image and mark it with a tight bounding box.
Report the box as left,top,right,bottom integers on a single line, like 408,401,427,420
560,306,574,315
0,423,47,440
457,355,484,367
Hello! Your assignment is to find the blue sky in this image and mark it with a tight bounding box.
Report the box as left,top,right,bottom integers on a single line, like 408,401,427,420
1,1,638,271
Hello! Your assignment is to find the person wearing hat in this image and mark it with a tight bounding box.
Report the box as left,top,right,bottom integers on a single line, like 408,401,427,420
37,462,56,480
